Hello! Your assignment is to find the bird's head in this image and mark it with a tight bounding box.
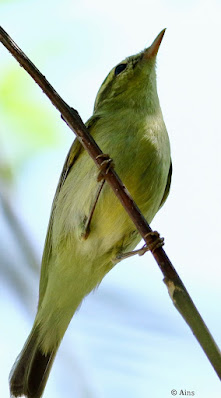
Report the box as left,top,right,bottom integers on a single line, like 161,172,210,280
94,29,166,114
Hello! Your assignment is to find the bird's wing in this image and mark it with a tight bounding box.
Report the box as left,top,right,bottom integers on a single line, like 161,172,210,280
159,161,172,209
38,115,99,306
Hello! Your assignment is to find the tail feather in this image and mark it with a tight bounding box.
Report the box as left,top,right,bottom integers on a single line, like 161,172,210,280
10,328,56,398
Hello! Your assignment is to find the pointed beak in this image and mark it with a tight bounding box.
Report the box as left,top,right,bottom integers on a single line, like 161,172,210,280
143,29,166,60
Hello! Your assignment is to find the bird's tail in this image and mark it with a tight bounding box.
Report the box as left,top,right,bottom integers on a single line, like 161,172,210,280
9,326,57,398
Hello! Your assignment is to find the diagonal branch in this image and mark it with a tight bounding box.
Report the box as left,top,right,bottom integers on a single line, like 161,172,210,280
1,26,221,379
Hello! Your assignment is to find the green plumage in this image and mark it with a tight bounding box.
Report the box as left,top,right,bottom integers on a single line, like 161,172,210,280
10,30,172,398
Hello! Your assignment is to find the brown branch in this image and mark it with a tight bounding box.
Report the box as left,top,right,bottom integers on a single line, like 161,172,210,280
1,26,221,379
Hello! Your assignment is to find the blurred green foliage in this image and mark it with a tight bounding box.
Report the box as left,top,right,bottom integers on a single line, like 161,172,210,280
0,66,62,180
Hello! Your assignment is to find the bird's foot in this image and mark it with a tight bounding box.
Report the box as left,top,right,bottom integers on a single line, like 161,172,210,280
96,154,114,182
116,231,164,260
141,231,164,253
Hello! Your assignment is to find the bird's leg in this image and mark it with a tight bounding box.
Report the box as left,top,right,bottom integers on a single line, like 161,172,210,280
81,180,105,240
81,154,114,240
116,231,164,260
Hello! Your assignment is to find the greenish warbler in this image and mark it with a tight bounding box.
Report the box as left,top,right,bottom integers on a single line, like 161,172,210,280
10,29,172,398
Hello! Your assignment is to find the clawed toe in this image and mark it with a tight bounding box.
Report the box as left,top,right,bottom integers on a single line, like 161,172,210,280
143,231,164,253
96,154,114,181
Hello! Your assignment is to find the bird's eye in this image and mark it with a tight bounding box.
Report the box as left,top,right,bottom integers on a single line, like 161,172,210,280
114,63,127,76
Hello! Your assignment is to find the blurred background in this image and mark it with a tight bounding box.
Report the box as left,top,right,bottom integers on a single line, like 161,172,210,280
1,0,221,397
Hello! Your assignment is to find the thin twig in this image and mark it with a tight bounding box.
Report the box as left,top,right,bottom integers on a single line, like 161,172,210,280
1,26,221,379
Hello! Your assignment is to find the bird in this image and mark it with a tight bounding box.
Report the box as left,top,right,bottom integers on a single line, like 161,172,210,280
10,29,172,398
